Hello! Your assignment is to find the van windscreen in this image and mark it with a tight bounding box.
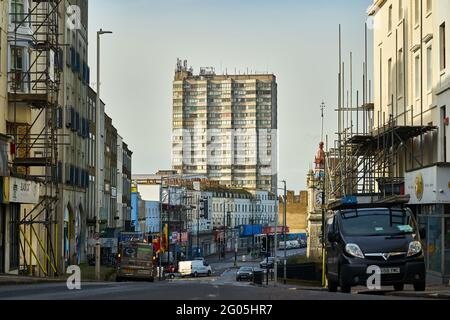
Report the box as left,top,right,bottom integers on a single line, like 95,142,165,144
340,209,416,236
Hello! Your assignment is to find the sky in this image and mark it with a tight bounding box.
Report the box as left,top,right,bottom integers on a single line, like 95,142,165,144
88,0,374,192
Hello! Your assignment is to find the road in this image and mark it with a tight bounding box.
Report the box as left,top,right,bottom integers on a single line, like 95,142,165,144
0,250,428,300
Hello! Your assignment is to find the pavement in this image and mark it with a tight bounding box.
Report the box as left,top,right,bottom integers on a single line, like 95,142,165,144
0,274,66,286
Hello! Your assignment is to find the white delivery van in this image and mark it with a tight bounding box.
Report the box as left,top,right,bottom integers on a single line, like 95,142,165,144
178,260,212,277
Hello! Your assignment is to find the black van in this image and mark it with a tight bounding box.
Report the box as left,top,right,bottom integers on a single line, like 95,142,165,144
325,207,426,293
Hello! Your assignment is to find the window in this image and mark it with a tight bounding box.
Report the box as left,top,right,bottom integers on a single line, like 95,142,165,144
398,49,404,96
427,46,433,91
388,5,393,33
440,23,446,71
415,0,420,26
10,46,24,91
415,54,421,98
426,0,432,14
398,0,403,20
388,58,393,101
11,0,24,23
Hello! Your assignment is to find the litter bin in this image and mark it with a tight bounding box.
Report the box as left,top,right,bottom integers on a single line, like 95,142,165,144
253,270,263,285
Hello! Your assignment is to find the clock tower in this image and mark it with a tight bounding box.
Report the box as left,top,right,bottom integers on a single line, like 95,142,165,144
307,142,326,259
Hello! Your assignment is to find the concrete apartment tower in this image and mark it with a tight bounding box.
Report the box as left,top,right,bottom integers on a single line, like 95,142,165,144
172,60,278,193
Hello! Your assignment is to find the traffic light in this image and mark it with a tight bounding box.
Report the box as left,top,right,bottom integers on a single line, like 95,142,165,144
262,236,270,252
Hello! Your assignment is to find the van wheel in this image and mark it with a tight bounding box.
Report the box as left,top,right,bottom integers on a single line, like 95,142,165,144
340,284,351,294
207,271,212,277
394,284,404,291
339,273,351,294
414,281,426,292
194,272,198,278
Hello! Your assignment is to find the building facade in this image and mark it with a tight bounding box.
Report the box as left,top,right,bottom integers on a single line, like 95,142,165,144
132,173,278,258
278,190,308,234
122,142,132,230
172,60,278,192
369,0,450,283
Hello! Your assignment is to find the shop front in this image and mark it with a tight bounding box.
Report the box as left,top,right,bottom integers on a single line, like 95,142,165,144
405,164,450,284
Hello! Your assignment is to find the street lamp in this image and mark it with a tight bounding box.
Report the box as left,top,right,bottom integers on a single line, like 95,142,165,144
95,28,112,282
281,180,287,285
271,181,288,287
251,196,262,256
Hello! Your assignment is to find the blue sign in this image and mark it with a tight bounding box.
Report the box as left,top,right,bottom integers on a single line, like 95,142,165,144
240,225,263,237
342,196,358,205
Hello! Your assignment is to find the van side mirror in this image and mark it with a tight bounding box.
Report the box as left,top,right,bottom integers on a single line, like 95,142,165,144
419,228,426,239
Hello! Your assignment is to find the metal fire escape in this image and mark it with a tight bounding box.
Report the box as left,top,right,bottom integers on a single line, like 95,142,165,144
8,0,64,276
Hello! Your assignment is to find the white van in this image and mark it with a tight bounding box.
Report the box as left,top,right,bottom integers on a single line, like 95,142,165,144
178,260,212,277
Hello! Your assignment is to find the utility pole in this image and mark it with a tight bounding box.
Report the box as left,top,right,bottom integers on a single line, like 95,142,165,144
159,177,163,281
223,200,226,260
167,186,171,267
95,29,112,282
282,180,287,285
251,196,255,256
274,192,278,287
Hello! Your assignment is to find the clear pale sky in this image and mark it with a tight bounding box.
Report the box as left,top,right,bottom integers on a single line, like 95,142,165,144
88,0,373,192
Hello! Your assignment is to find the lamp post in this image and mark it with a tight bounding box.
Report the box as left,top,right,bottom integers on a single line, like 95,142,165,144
95,28,112,282
158,177,164,280
272,182,288,287
282,180,287,285
251,196,261,256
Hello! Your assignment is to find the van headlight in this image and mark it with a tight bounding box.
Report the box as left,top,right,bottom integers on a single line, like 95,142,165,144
407,241,422,257
345,244,365,259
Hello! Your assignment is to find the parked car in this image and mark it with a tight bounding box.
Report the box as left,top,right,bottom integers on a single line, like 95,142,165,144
164,264,178,279
325,207,426,294
116,242,156,282
289,240,301,249
299,239,307,248
259,257,280,269
236,267,255,282
179,260,212,277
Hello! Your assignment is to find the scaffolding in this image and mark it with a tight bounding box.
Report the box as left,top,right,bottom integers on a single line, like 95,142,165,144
8,0,65,276
325,24,437,208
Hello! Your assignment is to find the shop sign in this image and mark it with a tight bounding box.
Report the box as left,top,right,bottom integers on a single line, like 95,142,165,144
3,177,40,204
406,165,450,204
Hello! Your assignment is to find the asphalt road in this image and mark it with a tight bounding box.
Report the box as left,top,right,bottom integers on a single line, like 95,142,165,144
0,276,423,300
0,253,428,301
0,250,432,301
